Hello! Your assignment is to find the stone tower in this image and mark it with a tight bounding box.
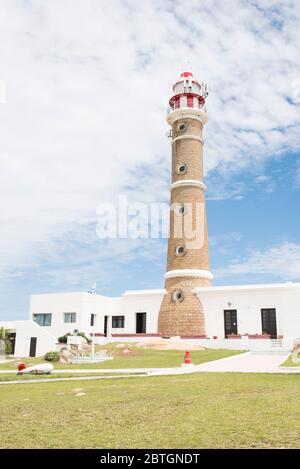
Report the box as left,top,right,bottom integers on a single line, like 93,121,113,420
158,71,213,338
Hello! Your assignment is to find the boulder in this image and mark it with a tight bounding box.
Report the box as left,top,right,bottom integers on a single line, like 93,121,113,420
60,349,75,361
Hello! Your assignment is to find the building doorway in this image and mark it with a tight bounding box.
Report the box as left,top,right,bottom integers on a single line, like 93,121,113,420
261,308,277,338
224,310,238,338
7,333,16,355
104,316,108,337
136,312,146,333
29,337,37,357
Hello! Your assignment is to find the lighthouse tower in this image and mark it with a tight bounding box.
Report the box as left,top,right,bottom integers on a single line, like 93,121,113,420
158,71,213,337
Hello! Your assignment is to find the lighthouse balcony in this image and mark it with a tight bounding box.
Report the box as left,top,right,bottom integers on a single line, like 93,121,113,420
167,103,207,114
168,93,207,114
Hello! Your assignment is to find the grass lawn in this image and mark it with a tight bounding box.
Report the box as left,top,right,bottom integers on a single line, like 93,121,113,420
0,372,141,382
0,372,299,448
0,346,244,370
281,353,300,367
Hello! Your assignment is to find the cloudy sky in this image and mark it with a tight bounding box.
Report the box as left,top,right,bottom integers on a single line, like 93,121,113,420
0,0,300,320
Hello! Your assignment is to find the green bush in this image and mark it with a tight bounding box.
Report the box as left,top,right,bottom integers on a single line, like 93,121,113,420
44,351,60,362
57,332,92,344
57,333,71,344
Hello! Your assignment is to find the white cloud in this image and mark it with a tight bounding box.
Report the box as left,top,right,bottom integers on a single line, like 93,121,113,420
215,242,300,281
0,0,300,289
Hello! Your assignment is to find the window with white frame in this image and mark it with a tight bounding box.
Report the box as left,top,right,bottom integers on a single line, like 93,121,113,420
33,313,52,327
112,316,125,328
64,312,77,323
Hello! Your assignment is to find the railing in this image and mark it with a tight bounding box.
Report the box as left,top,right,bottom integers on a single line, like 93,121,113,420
167,104,207,114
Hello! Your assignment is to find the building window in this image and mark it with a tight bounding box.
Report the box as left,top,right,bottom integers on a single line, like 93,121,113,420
90,313,96,327
112,316,125,328
175,245,186,256
174,203,187,216
64,312,76,323
172,289,184,303
33,313,52,327
177,122,187,132
176,163,188,175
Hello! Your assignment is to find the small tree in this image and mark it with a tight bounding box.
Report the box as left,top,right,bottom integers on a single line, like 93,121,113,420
0,327,13,355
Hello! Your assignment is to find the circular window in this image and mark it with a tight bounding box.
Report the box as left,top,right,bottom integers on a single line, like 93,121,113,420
176,163,188,175
175,245,186,256
177,122,187,132
172,289,184,303
177,204,186,215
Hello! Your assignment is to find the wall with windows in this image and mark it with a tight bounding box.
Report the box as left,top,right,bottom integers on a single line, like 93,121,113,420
12,282,300,357
120,290,165,334
30,292,121,340
196,283,300,339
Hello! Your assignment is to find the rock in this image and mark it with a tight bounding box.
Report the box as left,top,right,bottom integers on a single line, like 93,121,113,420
81,343,92,353
59,357,68,364
122,349,132,355
60,349,75,361
115,344,126,348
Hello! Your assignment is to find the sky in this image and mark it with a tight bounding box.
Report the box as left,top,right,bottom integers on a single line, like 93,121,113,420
0,0,300,320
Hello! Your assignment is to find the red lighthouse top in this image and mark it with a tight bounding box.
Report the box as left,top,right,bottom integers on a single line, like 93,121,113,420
180,71,193,78
168,71,208,113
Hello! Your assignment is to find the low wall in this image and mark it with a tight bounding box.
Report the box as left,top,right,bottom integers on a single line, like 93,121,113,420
14,320,57,357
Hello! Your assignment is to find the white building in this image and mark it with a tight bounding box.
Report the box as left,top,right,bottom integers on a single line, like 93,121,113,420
2,72,299,357
1,282,300,357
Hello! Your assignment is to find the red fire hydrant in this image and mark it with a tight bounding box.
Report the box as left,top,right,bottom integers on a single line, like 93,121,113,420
17,362,26,375
184,351,191,365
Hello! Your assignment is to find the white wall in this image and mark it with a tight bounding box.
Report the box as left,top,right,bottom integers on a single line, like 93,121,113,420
14,320,57,357
196,283,300,340
13,282,300,357
120,289,165,334
29,292,121,339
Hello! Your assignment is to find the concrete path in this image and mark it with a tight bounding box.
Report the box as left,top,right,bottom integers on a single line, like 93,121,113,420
1,352,300,385
191,351,297,373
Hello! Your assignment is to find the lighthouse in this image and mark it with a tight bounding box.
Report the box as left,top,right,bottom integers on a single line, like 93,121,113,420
158,71,213,338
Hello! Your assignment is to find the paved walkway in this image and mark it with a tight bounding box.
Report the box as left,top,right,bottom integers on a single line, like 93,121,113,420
191,351,296,373
1,352,299,384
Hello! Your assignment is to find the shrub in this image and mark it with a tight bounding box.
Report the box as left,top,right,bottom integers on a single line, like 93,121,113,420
44,351,60,362
57,333,71,344
57,332,92,344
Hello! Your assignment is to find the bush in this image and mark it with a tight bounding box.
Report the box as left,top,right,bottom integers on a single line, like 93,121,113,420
57,332,92,344
44,351,60,362
57,333,71,344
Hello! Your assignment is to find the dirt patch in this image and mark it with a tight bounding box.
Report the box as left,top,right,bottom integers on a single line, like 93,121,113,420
136,337,205,351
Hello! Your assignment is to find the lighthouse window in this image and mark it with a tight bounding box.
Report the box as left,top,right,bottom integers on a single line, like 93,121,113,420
175,204,187,216
172,289,184,303
176,163,188,175
175,245,186,256
178,122,187,132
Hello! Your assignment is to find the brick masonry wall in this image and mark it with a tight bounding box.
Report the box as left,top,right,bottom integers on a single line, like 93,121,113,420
158,114,212,337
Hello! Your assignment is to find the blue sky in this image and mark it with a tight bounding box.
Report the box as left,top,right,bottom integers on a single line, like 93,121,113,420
0,0,300,320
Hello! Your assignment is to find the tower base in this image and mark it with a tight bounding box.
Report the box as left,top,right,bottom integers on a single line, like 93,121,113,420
158,277,211,337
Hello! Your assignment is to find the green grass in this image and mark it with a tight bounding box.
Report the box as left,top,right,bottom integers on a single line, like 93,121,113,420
0,372,141,382
0,346,244,370
0,372,299,448
281,353,300,367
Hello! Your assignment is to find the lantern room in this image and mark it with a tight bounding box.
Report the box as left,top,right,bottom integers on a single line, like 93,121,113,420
168,71,208,112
